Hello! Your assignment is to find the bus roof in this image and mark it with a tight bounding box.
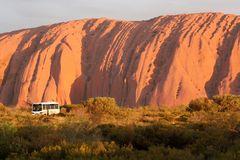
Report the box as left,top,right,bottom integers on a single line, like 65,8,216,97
32,101,59,105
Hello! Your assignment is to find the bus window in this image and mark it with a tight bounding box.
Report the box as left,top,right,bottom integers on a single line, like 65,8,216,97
33,104,42,111
50,104,54,109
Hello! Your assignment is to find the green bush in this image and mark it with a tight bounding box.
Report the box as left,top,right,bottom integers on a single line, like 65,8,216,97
16,125,63,153
32,145,63,160
84,97,119,114
187,95,240,112
212,95,240,112
99,124,196,150
0,104,6,112
3,96,240,159
61,104,84,113
186,98,218,112
147,146,195,160
0,123,17,159
100,124,135,147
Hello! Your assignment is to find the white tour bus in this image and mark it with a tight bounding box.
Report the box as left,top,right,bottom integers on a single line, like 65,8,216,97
32,102,60,115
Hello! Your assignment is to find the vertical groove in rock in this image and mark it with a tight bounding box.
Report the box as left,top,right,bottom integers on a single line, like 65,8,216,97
0,13,240,107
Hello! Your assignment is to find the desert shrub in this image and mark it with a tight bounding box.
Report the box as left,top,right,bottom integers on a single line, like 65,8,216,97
0,104,6,112
5,153,27,160
132,125,196,150
100,124,135,147
84,97,119,114
147,146,195,160
16,125,63,153
99,124,196,150
30,141,132,160
176,114,189,122
32,145,63,160
212,94,240,112
186,98,218,112
0,123,17,159
3,96,240,159
59,122,93,143
61,104,84,113
0,104,11,116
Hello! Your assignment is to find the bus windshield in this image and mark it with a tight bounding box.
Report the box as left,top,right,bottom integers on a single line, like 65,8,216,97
32,104,42,111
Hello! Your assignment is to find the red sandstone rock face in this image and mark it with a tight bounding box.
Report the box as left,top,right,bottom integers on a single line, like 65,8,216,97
0,13,240,107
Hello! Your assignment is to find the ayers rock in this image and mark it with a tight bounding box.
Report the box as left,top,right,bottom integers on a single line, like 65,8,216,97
0,12,240,107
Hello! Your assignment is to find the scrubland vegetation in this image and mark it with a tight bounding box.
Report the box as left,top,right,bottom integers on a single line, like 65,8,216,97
1,95,240,159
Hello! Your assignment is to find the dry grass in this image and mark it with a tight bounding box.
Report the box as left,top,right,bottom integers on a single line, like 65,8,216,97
1,103,240,131
1,99,240,159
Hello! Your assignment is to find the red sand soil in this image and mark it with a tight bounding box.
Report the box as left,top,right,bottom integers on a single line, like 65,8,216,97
0,13,240,107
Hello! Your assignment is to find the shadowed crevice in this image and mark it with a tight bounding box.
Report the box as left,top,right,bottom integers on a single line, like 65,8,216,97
137,16,186,106
0,26,47,105
205,23,240,98
230,73,240,94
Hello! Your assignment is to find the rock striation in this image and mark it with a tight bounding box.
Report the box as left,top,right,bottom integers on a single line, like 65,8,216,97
0,13,240,106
